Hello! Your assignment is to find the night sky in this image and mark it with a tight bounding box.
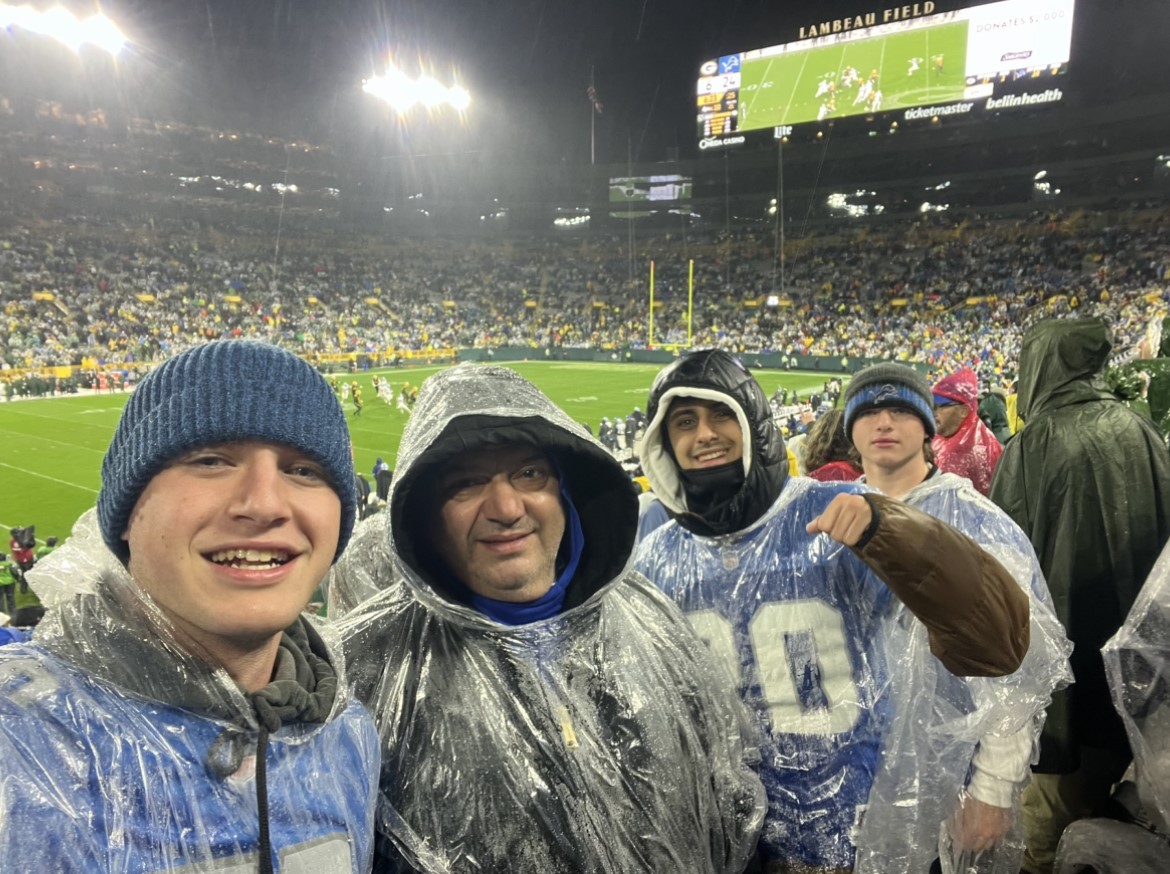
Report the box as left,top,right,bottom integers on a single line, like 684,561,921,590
31,0,1170,163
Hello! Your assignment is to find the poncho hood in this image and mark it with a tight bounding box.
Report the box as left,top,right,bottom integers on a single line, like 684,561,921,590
388,363,638,612
1017,317,1116,420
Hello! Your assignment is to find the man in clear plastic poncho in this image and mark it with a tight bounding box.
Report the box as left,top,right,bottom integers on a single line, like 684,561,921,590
0,341,380,872
990,317,1170,874
634,351,1032,874
331,363,765,873
846,362,1072,874
1054,537,1170,873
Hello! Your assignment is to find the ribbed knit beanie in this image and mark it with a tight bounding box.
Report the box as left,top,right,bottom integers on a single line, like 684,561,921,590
97,340,357,562
843,362,936,439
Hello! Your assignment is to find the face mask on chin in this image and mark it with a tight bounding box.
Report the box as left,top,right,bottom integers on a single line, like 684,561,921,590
679,459,745,518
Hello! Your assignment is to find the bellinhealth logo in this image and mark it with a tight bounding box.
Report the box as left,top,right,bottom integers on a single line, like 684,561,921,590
986,88,1063,110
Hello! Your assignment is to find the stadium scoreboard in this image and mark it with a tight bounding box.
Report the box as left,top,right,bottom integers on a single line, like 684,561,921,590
696,0,1075,149
608,174,694,203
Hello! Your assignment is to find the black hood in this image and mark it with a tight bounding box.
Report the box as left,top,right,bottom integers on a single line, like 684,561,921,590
1016,317,1117,421
641,350,788,536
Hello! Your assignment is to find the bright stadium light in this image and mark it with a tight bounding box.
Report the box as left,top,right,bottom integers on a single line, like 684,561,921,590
362,61,471,114
0,4,127,55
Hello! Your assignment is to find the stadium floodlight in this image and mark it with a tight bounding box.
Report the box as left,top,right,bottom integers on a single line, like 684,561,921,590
362,61,470,114
0,4,126,55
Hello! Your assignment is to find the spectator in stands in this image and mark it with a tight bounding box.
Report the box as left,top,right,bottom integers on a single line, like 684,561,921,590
979,383,1014,444
330,363,764,874
931,367,1004,496
846,361,1072,873
634,349,1030,873
3,212,1169,379
990,317,1170,874
802,408,863,481
0,340,378,871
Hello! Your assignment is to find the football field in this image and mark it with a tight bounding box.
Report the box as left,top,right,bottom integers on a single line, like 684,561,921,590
738,21,968,129
0,361,837,557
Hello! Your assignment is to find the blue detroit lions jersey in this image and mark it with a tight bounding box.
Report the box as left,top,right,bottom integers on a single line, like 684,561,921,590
636,478,897,869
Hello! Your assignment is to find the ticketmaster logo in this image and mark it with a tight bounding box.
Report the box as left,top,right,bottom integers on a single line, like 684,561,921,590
903,103,974,120
985,88,1064,110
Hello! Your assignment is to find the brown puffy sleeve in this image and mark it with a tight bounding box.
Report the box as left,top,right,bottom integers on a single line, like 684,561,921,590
852,493,1030,677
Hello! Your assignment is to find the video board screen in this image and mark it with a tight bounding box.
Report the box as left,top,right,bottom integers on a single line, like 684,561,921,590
696,0,1075,141
608,174,693,203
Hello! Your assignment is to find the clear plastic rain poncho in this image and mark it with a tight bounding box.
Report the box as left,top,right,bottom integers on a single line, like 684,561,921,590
1050,537,1170,873
889,472,1073,874
634,349,1045,873
0,510,379,872
636,473,1065,874
1060,536,1170,871
1107,535,1170,826
330,363,766,874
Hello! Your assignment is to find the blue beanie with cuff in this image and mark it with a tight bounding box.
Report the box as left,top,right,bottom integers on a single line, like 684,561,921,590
97,340,357,562
843,362,937,439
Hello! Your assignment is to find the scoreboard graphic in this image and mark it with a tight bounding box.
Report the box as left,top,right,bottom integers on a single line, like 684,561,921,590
696,55,742,137
696,0,1075,141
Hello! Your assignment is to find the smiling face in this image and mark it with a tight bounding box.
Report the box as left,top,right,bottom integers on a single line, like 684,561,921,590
430,444,566,603
123,441,341,682
665,397,745,471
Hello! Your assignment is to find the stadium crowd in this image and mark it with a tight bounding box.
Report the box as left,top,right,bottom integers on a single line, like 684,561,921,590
2,207,1168,379
4,205,1170,874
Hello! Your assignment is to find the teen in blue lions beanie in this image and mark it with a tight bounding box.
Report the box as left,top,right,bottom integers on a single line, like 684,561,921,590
842,362,937,440
97,340,357,562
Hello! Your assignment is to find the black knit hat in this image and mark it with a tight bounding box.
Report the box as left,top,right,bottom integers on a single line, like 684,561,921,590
843,362,936,439
97,340,357,562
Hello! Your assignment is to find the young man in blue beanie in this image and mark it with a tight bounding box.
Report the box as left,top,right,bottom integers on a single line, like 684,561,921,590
0,340,379,872
847,361,1072,874
635,349,1033,874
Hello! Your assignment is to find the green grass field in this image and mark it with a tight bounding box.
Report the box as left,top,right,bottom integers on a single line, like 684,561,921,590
738,20,969,129
1,361,835,572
